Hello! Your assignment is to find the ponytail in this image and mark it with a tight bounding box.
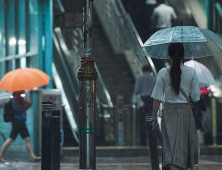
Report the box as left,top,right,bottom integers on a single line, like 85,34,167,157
168,43,184,95
170,52,182,95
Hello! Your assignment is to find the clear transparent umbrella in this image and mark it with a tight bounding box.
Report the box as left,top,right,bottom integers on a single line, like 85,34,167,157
137,26,222,59
184,60,216,87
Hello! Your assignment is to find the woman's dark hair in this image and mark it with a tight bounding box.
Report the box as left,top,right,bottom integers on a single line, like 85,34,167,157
168,43,184,95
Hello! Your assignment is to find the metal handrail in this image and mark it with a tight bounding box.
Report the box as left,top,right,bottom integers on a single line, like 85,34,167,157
111,0,121,17
53,15,113,108
116,0,126,14
52,64,79,143
116,0,158,77
94,0,158,78
56,0,65,13
0,52,37,63
53,29,79,101
54,27,114,116
69,28,114,108
125,14,144,47
215,2,222,35
215,2,222,19
53,30,81,143
95,64,113,108
198,0,222,36
124,14,158,77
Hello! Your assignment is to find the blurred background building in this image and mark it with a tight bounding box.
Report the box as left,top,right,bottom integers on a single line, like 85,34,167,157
0,0,222,157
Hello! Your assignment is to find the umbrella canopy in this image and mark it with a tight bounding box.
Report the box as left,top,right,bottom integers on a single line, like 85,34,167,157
184,60,216,87
0,68,50,92
200,87,213,95
137,26,222,59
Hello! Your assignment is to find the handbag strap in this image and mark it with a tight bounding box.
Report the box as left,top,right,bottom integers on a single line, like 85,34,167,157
179,87,194,108
165,68,194,108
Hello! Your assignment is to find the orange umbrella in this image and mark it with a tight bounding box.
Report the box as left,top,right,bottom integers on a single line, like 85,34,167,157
0,68,50,92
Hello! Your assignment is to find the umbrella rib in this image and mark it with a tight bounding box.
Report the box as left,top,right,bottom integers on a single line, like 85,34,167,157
207,37,222,56
194,61,208,86
202,30,222,56
159,43,167,59
189,42,195,59
169,27,176,42
23,71,34,89
200,65,215,85
11,69,22,92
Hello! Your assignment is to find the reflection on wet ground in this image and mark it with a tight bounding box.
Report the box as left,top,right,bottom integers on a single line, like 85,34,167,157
1,146,222,169
1,155,222,170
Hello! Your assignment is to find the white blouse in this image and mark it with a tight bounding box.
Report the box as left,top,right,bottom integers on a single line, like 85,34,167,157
151,66,201,103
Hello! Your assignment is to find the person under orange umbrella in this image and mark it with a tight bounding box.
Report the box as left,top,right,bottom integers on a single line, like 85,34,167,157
0,91,41,162
0,68,48,161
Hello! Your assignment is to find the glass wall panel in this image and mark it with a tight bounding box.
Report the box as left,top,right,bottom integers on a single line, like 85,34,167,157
18,0,27,68
0,0,41,146
5,0,16,71
29,0,39,68
0,0,6,78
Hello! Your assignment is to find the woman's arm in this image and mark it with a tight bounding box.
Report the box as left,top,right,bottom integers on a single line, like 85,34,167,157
24,101,31,110
152,99,161,130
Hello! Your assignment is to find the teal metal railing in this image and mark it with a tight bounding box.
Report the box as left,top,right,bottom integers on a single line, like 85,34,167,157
199,0,208,13
199,0,222,35
214,2,222,35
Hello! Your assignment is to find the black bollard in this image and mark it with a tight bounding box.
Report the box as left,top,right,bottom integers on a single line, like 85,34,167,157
51,110,61,170
41,102,53,170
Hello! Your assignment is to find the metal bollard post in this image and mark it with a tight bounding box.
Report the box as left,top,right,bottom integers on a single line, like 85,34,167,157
77,0,98,169
51,110,61,170
116,95,124,146
41,102,53,170
212,98,217,145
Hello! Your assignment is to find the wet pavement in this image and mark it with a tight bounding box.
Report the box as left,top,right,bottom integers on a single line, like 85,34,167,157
1,155,222,170
1,146,222,169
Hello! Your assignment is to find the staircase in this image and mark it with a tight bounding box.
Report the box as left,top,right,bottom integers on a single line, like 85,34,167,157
93,10,135,104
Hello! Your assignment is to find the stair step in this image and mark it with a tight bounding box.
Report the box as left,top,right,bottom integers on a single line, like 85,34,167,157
92,11,136,104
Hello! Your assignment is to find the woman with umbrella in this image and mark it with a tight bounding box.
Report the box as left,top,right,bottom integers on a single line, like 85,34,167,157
151,43,200,170
0,91,41,162
137,25,222,170
0,68,49,162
